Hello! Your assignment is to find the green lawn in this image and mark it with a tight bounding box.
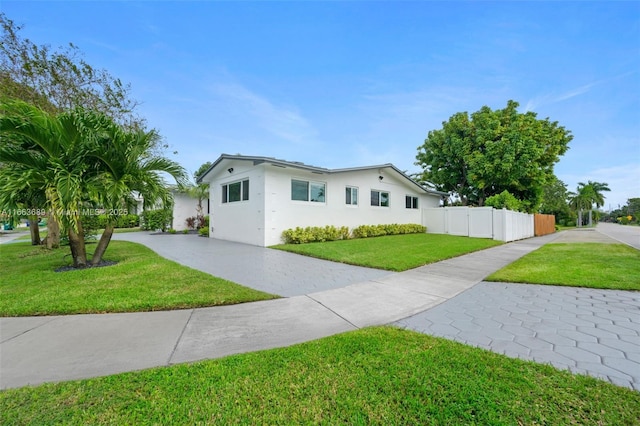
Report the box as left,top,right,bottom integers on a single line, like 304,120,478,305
0,241,277,316
1,327,637,425
272,233,502,271
487,243,640,291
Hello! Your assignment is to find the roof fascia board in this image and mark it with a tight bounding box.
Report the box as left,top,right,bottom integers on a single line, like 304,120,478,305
198,154,447,196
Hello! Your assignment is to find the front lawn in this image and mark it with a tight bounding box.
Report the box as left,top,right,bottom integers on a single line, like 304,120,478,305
487,243,640,291
272,233,502,271
1,327,637,425
0,241,277,316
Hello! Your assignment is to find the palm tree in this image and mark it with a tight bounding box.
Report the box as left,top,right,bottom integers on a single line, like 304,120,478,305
0,166,47,245
568,190,589,227
569,181,610,227
87,124,186,265
0,100,102,265
0,99,186,268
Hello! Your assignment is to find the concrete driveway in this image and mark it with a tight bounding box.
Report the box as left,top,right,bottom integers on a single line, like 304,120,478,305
113,232,392,297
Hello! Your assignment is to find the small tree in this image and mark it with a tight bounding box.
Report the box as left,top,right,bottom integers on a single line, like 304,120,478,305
485,190,523,212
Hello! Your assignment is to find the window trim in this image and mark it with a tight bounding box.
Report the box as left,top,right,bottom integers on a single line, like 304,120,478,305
222,179,249,204
291,179,326,203
371,189,390,207
345,186,359,206
405,195,419,209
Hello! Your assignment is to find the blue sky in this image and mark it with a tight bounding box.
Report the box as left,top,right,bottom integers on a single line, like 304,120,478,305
4,1,639,210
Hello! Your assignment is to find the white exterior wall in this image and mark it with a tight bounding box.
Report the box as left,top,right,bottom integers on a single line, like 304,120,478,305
208,160,266,246
171,192,200,231
207,160,441,246
261,166,438,246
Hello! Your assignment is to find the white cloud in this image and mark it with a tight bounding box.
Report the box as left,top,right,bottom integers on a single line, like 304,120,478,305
525,82,595,112
208,82,318,147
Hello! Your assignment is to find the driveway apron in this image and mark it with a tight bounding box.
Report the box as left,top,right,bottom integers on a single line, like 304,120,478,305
112,232,392,297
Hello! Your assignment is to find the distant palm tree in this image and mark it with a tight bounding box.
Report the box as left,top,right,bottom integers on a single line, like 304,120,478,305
569,181,610,227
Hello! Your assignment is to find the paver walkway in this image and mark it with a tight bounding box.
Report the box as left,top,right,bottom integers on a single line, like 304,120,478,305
396,225,640,391
396,282,639,390
1,225,638,391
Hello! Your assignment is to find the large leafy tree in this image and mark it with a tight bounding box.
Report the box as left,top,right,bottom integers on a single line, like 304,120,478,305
0,99,186,268
415,100,572,212
0,12,141,127
538,175,574,225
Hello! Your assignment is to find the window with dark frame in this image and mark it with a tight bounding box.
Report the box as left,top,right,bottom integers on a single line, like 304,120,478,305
222,179,249,203
346,186,358,205
406,195,419,209
371,190,389,207
292,179,326,203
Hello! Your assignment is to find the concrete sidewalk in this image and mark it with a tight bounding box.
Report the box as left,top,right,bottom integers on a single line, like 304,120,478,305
2,228,638,391
1,233,559,390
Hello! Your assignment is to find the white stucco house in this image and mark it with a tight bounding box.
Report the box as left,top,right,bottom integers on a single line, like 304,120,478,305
198,154,446,246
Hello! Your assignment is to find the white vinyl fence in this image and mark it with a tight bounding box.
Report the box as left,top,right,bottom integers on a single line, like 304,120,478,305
421,207,534,242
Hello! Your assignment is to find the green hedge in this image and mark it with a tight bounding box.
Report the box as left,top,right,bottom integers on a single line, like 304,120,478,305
352,223,426,238
282,223,426,244
198,216,210,237
141,209,172,232
83,213,140,230
282,226,351,244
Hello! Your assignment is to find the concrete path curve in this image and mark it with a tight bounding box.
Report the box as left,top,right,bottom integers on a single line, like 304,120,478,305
1,228,638,391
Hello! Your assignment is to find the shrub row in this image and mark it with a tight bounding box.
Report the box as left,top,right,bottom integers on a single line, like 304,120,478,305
351,223,426,238
281,223,426,244
141,209,172,232
282,226,350,244
83,213,140,230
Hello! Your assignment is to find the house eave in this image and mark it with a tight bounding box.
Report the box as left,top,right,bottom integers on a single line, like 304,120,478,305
197,153,448,197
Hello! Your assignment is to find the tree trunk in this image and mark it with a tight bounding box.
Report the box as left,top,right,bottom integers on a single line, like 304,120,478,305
45,215,60,249
28,214,41,245
91,223,114,265
588,210,593,227
68,221,87,268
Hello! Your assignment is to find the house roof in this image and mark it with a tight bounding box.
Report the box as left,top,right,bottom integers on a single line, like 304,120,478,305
198,153,447,197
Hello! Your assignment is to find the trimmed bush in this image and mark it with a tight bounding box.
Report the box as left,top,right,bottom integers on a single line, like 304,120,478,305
282,223,425,244
352,223,426,238
141,209,172,232
282,225,351,244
